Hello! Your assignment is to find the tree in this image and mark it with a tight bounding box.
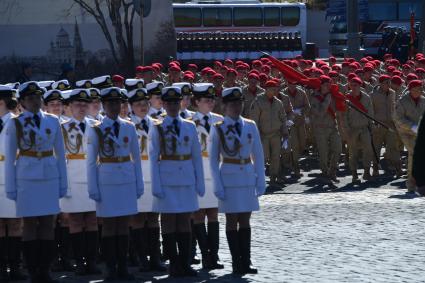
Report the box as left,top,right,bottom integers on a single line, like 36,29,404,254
71,0,137,75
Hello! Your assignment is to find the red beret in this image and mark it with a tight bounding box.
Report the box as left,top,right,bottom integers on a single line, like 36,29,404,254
386,66,396,73
366,56,374,61
252,60,262,67
406,73,419,81
248,73,260,80
170,60,180,66
341,62,350,67
206,69,216,76
332,65,342,71
329,56,336,62
354,69,364,75
262,65,271,73
349,63,359,70
169,65,181,72
391,76,404,85
264,80,279,88
363,65,373,72
213,61,222,67
227,68,238,76
418,58,425,65
303,68,312,76
379,75,391,83
402,64,411,70
416,68,425,74
201,67,212,75
224,59,233,65
320,65,331,71
249,69,260,75
350,76,363,85
291,60,299,68
112,75,124,83
135,66,143,73
360,58,369,63
392,70,403,76
151,65,160,72
408,79,423,90
319,75,331,84
183,73,194,80
260,58,271,64
187,64,198,70
347,73,357,81
329,71,339,77
384,53,393,60
152,63,163,69
184,70,194,76
212,73,224,80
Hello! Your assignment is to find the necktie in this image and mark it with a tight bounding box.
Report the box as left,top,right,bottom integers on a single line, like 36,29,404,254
180,112,186,119
0,118,3,133
79,122,86,133
235,122,241,136
203,116,210,133
113,121,120,137
173,119,180,136
141,119,149,134
33,114,40,128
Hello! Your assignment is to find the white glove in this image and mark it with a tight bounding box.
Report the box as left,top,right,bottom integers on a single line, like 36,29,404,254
286,120,294,127
412,125,418,134
281,138,288,149
293,108,302,115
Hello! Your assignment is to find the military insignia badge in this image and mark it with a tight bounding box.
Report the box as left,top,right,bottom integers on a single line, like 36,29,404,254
80,91,87,98
208,87,214,94
169,90,175,97
111,90,118,97
85,82,92,88
182,86,190,93
137,82,144,88
58,83,66,90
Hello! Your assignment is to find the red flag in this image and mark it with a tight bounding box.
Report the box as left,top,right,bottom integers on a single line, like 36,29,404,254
330,84,347,112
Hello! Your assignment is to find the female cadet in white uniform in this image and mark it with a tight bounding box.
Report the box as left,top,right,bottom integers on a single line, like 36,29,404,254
86,87,144,281
127,87,166,272
149,86,205,277
172,82,195,119
5,81,68,283
60,88,101,276
146,82,166,119
208,87,266,275
0,86,26,281
191,83,225,270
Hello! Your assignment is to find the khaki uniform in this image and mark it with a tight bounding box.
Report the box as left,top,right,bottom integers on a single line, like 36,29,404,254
343,91,374,173
370,86,400,168
394,93,425,191
277,92,294,172
281,87,311,174
310,91,342,177
241,86,264,118
250,94,288,179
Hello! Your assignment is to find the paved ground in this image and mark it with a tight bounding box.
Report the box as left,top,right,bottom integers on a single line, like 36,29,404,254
17,155,425,283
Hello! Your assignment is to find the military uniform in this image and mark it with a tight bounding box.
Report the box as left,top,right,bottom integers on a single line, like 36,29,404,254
344,90,374,180
394,82,425,192
208,87,265,275
241,84,264,118
250,92,288,184
370,85,400,175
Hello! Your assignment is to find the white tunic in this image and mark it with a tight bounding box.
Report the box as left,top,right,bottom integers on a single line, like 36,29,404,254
192,111,224,209
5,111,68,217
149,116,205,213
86,116,143,217
130,114,155,213
208,116,265,213
60,117,97,213
0,112,18,218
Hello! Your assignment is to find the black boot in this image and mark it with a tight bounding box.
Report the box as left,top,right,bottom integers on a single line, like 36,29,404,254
127,228,139,267
85,231,101,275
71,232,86,275
7,237,27,281
176,232,197,277
38,240,59,283
238,228,257,274
52,226,73,272
226,230,243,275
193,223,211,270
207,222,224,269
0,237,9,283
101,237,117,281
22,240,39,283
162,233,181,278
147,227,166,272
116,235,135,280
130,228,149,272
189,221,200,265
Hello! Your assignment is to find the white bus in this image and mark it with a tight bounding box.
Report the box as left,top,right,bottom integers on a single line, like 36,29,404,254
173,0,307,61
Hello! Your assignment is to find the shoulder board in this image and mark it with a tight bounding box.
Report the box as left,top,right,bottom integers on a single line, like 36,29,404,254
182,118,195,125
160,113,167,118
243,118,255,124
185,116,193,121
151,118,160,123
214,121,224,127
122,118,133,124
211,112,223,119
153,120,163,126
91,121,101,128
44,112,57,118
60,118,71,125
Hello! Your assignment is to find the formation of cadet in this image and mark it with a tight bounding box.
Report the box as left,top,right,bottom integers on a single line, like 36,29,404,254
177,31,302,62
0,50,425,282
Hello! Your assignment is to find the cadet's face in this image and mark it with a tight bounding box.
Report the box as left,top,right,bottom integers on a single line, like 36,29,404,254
21,94,42,113
196,97,215,114
120,102,129,117
70,101,89,120
410,87,423,98
224,100,243,118
131,100,149,118
89,99,102,115
180,95,191,109
265,87,278,97
46,100,63,116
350,82,361,92
248,78,258,87
163,101,180,117
102,100,121,119
380,81,390,92
150,95,163,109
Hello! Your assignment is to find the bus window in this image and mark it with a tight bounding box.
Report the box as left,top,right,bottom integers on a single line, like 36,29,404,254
368,3,397,21
281,7,300,26
174,8,202,27
398,3,422,20
203,7,232,27
233,7,262,26
264,7,280,26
